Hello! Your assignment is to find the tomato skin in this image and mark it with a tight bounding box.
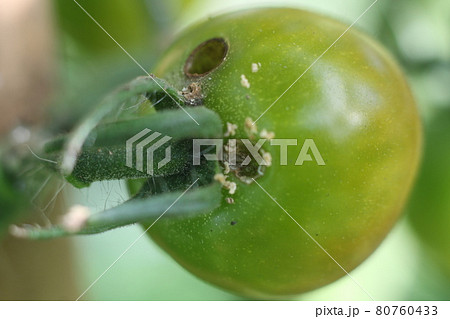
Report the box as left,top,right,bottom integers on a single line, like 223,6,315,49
141,8,422,298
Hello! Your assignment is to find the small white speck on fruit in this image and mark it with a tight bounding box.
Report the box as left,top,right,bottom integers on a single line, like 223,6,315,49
223,161,231,174
240,74,250,88
227,182,237,195
214,173,227,184
245,117,258,135
239,176,253,184
61,205,90,233
262,150,272,167
214,173,237,194
251,62,261,73
260,129,275,140
224,122,238,137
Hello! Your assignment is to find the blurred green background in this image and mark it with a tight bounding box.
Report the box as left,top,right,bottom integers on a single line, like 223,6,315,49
1,0,449,300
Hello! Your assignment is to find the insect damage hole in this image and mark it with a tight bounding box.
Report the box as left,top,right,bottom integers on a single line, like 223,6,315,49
184,38,228,77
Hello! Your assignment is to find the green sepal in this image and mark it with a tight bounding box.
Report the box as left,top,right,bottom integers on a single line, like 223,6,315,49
16,182,221,240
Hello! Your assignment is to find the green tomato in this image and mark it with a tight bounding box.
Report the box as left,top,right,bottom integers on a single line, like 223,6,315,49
141,8,421,298
408,107,450,278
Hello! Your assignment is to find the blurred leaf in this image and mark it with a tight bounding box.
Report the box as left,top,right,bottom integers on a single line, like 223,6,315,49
53,0,156,56
408,107,450,280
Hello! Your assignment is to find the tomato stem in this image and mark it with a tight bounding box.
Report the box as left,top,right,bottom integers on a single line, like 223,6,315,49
5,75,225,239
44,106,223,187
58,76,185,176
12,183,221,240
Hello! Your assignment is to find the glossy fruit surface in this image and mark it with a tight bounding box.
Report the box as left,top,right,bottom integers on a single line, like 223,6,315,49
140,8,421,298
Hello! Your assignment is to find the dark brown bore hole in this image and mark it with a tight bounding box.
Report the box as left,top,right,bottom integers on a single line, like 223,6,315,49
184,38,228,77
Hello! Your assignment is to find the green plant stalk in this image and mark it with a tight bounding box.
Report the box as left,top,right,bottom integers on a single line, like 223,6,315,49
18,182,221,240
43,106,222,187
60,76,184,175
6,75,225,240
45,106,222,152
65,142,191,186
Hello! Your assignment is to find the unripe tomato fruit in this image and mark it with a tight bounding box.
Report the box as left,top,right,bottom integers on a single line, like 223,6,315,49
140,8,421,298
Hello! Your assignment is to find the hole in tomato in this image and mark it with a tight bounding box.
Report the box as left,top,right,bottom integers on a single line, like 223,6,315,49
184,38,228,77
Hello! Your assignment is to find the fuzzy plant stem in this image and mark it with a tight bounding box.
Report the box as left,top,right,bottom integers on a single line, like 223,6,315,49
8,75,225,240
59,75,185,176
15,183,221,240
45,107,222,186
